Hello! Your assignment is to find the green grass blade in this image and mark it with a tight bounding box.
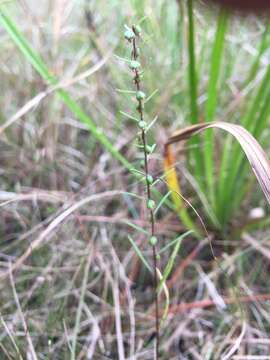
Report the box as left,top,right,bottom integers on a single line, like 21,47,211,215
244,64,270,131
158,231,191,293
154,191,172,216
186,0,204,184
205,10,228,122
217,61,270,224
0,8,54,83
204,9,228,209
123,220,149,235
128,235,152,273
221,83,270,220
187,0,198,124
158,230,193,255
71,253,91,360
0,7,132,172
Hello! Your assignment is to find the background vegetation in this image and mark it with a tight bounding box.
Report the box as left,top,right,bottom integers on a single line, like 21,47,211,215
0,0,270,358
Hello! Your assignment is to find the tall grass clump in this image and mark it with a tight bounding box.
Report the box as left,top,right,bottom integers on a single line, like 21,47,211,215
165,1,270,234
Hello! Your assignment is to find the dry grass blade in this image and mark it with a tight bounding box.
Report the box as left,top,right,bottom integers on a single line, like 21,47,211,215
165,121,270,205
0,53,109,135
0,190,124,279
9,263,38,360
222,322,247,360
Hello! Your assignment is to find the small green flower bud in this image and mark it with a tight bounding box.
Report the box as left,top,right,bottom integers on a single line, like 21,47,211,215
149,236,158,246
129,60,141,70
146,174,154,184
124,29,135,41
156,254,161,261
138,121,147,130
136,91,146,101
147,199,155,210
133,25,142,36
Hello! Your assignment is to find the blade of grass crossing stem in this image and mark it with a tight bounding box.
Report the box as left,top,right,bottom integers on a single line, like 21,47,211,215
123,220,149,235
158,230,193,255
0,7,132,172
204,10,228,210
157,232,188,293
128,236,152,274
217,61,270,224
186,0,203,184
156,268,170,322
154,191,172,216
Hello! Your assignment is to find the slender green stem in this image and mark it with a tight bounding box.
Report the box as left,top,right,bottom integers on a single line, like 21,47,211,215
129,25,160,358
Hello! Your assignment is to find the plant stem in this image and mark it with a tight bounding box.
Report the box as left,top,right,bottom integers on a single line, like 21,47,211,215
130,26,160,358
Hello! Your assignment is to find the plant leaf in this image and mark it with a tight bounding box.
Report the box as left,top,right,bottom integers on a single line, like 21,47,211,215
164,146,197,232
158,232,186,293
165,122,270,209
127,236,152,273
204,9,228,207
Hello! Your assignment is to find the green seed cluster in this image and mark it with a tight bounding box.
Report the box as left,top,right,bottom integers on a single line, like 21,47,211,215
124,22,160,354
147,199,156,210
138,121,147,130
129,60,141,70
133,25,142,36
149,236,158,246
136,91,146,101
124,29,135,41
125,24,158,254
146,174,154,184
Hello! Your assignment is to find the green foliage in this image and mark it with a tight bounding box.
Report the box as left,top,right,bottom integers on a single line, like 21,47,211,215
177,2,270,231
128,235,152,273
203,9,228,208
157,231,190,293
